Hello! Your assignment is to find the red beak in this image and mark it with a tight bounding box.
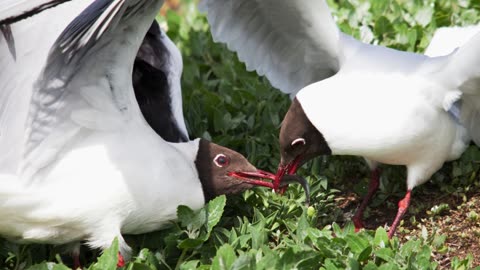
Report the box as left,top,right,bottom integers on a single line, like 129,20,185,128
274,156,302,192
227,170,276,188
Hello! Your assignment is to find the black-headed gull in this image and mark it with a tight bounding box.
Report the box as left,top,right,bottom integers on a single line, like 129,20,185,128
0,0,283,264
200,0,480,238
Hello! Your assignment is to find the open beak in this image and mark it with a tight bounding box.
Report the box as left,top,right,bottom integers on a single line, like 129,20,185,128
228,168,310,204
227,170,276,188
274,155,302,192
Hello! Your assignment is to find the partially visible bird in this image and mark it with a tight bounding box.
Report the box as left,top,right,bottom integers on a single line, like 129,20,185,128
1,0,188,144
0,0,282,264
200,0,480,237
425,24,480,57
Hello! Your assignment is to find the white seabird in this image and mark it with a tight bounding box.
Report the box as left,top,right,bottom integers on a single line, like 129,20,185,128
0,0,280,264
200,0,480,238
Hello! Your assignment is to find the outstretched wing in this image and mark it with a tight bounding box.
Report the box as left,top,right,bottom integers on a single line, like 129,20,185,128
0,0,94,175
18,0,165,178
199,0,343,96
425,25,480,57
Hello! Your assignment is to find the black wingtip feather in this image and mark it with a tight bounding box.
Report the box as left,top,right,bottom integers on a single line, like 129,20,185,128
50,0,124,66
134,21,189,142
0,0,73,26
1,25,16,60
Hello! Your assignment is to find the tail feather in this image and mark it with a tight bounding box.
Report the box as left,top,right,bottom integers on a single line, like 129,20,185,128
435,31,480,147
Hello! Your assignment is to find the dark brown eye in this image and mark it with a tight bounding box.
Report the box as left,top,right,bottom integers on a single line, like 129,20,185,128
291,138,306,147
214,154,230,167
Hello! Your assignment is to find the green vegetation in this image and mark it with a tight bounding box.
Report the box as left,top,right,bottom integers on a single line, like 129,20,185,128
2,0,480,269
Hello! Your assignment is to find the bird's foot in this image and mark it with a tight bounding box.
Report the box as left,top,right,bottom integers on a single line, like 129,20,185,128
352,216,364,232
351,168,381,232
73,254,81,269
117,252,125,268
387,190,412,239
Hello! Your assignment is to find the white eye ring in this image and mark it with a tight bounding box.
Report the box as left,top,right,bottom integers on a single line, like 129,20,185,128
291,138,306,146
213,154,229,167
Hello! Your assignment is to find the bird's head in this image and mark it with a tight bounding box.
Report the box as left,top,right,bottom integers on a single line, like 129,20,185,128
195,139,277,201
276,98,331,188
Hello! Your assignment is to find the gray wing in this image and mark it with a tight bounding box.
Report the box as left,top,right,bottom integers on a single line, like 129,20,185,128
199,0,343,96
0,0,95,175
20,0,165,178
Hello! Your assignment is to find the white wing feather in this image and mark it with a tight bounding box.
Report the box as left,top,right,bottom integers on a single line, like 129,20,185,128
0,0,94,175
425,25,480,57
199,0,342,95
439,32,480,145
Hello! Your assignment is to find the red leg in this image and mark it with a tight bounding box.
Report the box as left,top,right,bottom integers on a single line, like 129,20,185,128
73,253,81,269
70,243,81,270
117,252,125,268
388,190,412,239
352,168,381,232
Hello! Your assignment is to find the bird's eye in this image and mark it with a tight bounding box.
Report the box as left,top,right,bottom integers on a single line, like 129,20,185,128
214,154,230,167
291,138,306,147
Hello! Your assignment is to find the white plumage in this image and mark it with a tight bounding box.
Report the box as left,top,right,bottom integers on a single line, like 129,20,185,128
0,0,94,175
425,24,480,57
0,0,198,256
0,0,74,25
0,0,276,260
200,0,480,237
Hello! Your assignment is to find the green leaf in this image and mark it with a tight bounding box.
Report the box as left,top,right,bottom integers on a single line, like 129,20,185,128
374,16,393,38
345,234,369,254
178,238,204,249
206,195,227,234
399,239,421,257
323,258,341,270
332,222,343,237
378,262,399,270
373,227,389,248
414,6,433,27
249,221,267,250
347,258,360,270
88,238,119,270
374,248,394,262
27,263,50,270
230,254,255,270
177,205,197,228
211,244,236,270
28,263,71,270
180,260,200,270
278,248,297,269
129,263,153,270
363,261,378,270
295,210,310,241
357,246,373,262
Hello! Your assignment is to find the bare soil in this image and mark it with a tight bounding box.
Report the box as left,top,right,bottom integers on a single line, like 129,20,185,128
336,188,480,268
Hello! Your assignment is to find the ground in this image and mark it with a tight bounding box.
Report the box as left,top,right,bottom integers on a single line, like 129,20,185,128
337,186,480,268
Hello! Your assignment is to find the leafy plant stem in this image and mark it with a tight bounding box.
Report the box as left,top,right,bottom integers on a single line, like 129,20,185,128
174,248,188,270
